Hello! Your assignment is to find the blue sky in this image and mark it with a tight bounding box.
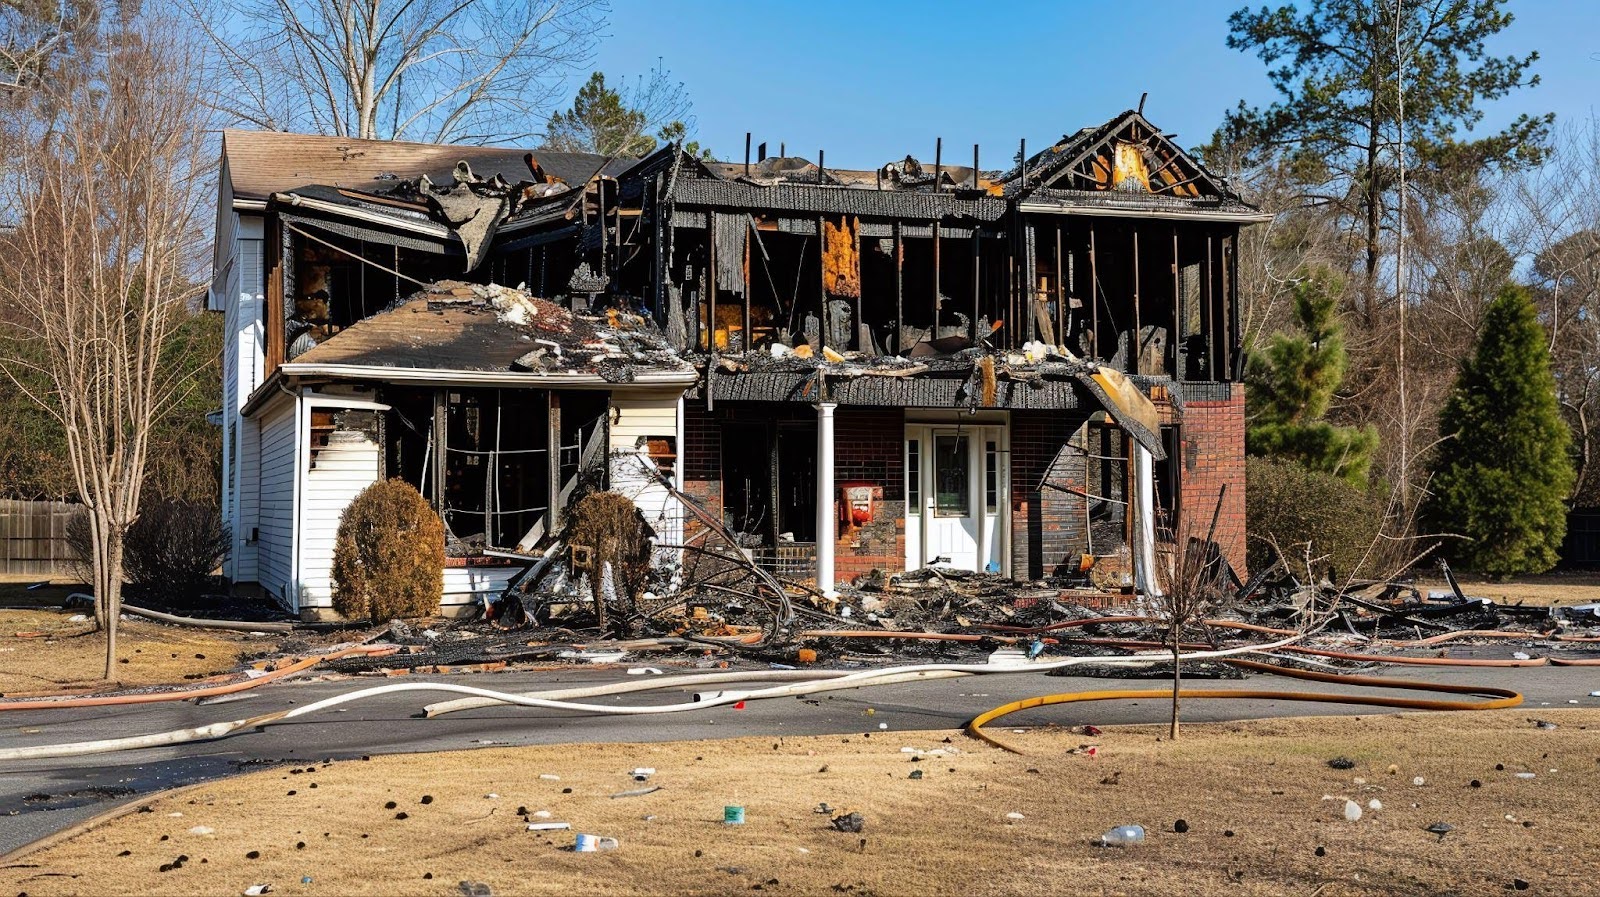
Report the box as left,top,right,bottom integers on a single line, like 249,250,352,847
577,0,1599,168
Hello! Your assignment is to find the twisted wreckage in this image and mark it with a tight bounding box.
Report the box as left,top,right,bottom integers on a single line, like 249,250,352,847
212,110,1270,624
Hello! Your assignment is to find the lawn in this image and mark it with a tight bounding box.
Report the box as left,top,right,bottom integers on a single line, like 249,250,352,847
5,709,1597,896
0,609,258,695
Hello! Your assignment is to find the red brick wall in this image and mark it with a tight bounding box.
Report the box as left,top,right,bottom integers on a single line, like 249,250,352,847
832,407,905,582
1179,383,1248,577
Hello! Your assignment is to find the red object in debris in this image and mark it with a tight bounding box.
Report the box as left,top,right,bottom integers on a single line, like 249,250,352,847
1083,725,1103,736
733,701,747,710
1086,746,1099,758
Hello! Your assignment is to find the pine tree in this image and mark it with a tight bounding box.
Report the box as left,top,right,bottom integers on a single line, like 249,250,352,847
1425,284,1574,578
1246,269,1378,486
543,72,656,158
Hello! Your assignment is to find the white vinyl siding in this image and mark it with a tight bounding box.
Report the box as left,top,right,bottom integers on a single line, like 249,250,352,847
256,399,298,605
296,429,381,608
607,387,684,557
442,566,522,610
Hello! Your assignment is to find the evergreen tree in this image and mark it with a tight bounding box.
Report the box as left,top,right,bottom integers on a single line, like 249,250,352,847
1210,0,1550,322
544,72,656,157
1246,269,1379,486
1425,284,1574,578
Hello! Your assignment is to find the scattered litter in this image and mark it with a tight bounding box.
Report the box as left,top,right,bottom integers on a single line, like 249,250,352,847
526,822,571,831
1412,776,1426,786
1344,800,1362,822
1327,757,1355,770
814,803,833,815
830,812,865,833
626,668,663,676
458,881,493,896
67,614,88,623
1513,652,1531,661
724,805,745,825
1098,824,1145,847
242,887,272,897
1531,719,1559,730
1426,822,1455,839
630,767,655,781
574,834,619,852
484,793,498,799
557,649,627,664
1367,799,1383,811
188,826,214,836
532,810,552,818
539,774,561,781
1006,812,1026,821
1173,819,1189,833
611,786,661,799
1516,772,1537,780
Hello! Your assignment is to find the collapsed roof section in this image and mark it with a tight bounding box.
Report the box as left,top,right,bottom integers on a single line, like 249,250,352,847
1001,110,1265,221
284,280,694,387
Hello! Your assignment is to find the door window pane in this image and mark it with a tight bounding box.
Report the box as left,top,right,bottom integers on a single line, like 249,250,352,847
907,439,921,515
985,440,999,513
934,434,969,517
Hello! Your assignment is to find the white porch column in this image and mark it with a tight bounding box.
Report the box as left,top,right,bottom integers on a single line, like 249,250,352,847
1132,444,1163,599
816,402,838,598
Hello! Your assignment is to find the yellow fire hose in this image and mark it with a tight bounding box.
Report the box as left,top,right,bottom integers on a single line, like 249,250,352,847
965,659,1524,754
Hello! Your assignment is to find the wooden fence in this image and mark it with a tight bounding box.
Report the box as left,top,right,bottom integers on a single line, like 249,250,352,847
0,499,81,576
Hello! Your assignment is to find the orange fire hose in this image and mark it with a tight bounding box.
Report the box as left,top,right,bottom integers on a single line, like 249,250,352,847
965,660,1524,754
0,644,396,712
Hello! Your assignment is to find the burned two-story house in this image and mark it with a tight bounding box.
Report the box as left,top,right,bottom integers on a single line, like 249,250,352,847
213,109,1265,619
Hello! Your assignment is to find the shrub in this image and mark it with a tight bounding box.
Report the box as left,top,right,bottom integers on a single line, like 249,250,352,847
568,491,650,614
1246,457,1387,580
332,479,444,621
64,499,227,602
123,499,229,602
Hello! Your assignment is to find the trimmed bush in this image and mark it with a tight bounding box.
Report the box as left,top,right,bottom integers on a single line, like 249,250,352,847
1246,457,1387,580
124,499,229,602
332,479,444,621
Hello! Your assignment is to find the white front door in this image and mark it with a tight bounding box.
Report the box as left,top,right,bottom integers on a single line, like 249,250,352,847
906,424,1007,574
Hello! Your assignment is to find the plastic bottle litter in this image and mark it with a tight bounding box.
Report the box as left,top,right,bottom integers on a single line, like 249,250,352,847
1344,800,1362,822
1006,812,1025,821
1099,824,1145,847
1516,772,1537,780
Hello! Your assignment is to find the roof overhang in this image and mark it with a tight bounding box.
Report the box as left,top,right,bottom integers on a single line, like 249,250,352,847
241,364,696,418
271,191,451,239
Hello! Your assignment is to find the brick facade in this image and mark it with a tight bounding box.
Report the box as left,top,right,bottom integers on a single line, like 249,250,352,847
680,386,1246,586
1177,382,1248,577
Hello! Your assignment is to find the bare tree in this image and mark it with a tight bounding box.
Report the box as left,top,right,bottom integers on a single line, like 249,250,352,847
1520,119,1600,503
0,11,213,679
192,0,606,144
1152,487,1236,741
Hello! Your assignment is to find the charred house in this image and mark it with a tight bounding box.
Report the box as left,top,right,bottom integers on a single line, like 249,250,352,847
212,110,1267,619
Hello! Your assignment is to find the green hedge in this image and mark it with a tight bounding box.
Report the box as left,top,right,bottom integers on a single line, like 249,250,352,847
1246,457,1388,581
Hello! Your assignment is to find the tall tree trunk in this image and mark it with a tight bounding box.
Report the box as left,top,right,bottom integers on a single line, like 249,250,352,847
95,515,124,679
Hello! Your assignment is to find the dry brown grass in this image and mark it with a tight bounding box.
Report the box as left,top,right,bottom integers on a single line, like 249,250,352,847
1413,571,1600,607
6,709,1599,896
0,610,255,695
